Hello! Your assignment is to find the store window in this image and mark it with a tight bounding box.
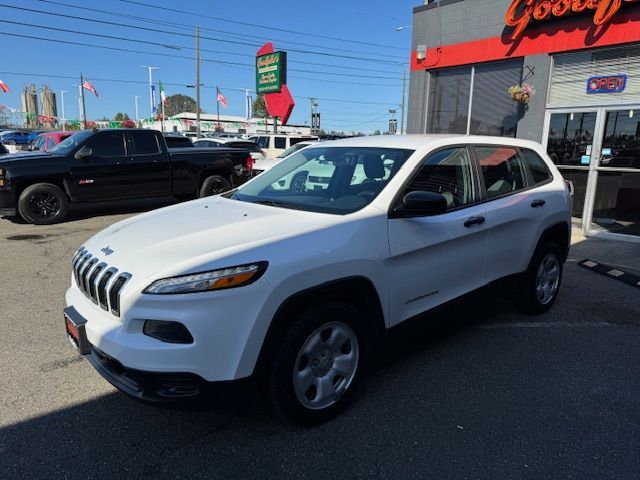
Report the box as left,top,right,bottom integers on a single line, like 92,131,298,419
547,112,597,166
427,60,523,137
427,67,471,134
601,110,640,169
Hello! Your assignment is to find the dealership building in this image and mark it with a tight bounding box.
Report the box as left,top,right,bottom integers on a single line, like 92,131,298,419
407,0,640,240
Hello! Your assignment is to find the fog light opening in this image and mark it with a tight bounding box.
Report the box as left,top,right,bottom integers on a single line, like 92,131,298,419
143,320,194,344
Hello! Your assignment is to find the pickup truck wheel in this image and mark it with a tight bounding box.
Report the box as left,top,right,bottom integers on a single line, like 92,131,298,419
268,301,369,425
199,175,232,198
18,183,69,225
516,242,563,314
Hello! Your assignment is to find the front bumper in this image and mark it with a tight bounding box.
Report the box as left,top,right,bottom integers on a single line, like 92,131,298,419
0,189,16,216
64,305,251,404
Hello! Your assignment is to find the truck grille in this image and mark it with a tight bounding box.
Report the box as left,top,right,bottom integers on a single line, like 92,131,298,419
72,247,131,317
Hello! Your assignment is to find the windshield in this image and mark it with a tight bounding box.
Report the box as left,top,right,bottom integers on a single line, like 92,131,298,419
232,146,413,215
276,143,309,158
49,130,91,155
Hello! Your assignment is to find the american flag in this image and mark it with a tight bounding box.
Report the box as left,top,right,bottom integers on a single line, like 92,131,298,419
83,80,100,99
217,89,229,109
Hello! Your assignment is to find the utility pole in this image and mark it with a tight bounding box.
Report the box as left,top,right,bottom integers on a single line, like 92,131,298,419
310,98,318,135
216,86,220,133
142,65,159,117
196,26,201,138
400,66,406,135
79,74,87,128
59,90,67,131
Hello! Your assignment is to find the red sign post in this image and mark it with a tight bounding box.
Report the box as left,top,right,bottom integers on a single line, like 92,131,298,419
257,43,295,127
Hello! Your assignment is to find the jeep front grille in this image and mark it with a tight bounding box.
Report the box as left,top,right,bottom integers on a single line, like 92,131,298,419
72,247,131,317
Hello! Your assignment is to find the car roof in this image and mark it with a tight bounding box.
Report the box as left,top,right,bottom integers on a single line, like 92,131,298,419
311,134,545,151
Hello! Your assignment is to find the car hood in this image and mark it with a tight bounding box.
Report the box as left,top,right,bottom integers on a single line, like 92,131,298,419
81,196,339,281
0,152,55,164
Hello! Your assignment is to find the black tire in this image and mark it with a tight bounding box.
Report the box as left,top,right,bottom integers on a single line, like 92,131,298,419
516,242,563,314
268,301,369,425
199,175,232,198
290,172,308,193
18,183,69,225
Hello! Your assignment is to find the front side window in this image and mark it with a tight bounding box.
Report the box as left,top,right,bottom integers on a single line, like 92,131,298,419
233,147,414,214
131,131,160,155
521,148,552,184
45,137,55,151
86,132,126,157
251,136,270,149
475,146,527,198
402,147,474,209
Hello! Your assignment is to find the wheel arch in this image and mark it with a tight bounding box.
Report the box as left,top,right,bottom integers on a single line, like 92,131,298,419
253,276,386,379
536,221,570,262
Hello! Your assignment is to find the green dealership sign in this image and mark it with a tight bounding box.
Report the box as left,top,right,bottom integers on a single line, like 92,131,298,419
256,51,287,94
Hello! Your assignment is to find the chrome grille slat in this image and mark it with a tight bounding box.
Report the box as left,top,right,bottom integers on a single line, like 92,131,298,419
71,248,131,317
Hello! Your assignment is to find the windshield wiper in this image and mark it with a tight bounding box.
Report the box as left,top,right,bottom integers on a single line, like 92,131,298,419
252,199,304,210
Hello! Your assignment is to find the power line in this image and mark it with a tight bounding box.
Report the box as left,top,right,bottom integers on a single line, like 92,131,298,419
0,4,404,66
0,31,402,87
0,70,400,106
36,0,406,62
1,19,403,81
118,0,406,52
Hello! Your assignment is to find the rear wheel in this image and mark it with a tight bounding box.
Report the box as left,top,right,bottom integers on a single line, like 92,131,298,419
199,175,232,198
268,302,368,425
18,183,69,225
516,242,563,314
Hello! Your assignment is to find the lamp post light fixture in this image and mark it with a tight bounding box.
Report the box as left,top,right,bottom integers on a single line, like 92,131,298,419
141,65,159,116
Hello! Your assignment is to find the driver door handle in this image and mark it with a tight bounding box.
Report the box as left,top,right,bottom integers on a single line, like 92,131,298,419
464,216,485,228
531,199,546,208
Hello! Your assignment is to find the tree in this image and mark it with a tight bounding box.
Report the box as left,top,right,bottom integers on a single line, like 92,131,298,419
252,94,267,118
114,112,130,121
163,94,200,117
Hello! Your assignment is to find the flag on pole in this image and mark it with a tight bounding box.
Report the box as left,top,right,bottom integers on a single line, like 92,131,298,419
246,95,253,120
82,80,100,99
159,81,167,104
0,79,10,93
217,89,229,109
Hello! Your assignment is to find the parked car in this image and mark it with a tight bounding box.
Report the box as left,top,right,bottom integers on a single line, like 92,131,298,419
252,141,318,176
193,138,266,162
30,131,74,152
248,133,317,158
163,134,194,148
0,129,253,224
27,130,47,143
63,135,571,424
0,130,31,145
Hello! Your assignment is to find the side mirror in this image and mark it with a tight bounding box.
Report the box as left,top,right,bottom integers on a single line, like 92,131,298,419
395,191,448,217
75,146,92,160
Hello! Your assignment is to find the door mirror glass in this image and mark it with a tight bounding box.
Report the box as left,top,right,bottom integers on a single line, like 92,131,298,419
75,146,93,160
400,191,448,217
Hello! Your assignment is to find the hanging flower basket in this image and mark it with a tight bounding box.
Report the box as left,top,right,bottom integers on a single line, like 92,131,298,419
508,83,536,104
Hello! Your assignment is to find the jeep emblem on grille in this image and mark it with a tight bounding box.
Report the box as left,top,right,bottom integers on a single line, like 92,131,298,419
100,246,114,256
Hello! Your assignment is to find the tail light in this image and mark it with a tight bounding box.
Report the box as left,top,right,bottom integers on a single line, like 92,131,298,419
245,155,254,174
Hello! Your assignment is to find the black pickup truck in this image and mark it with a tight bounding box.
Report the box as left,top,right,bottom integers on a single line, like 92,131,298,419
0,129,253,224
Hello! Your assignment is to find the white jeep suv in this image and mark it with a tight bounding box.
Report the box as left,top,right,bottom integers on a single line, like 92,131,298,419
64,135,571,424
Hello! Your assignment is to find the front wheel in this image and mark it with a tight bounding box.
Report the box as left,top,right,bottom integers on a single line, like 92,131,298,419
18,183,69,225
199,175,232,198
268,302,368,425
516,242,563,314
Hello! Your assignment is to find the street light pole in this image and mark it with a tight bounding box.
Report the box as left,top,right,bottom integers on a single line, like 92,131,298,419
195,26,201,138
132,95,140,122
142,65,159,116
59,90,67,132
401,66,406,135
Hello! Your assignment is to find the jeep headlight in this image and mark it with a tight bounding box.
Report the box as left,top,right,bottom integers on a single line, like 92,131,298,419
143,262,267,295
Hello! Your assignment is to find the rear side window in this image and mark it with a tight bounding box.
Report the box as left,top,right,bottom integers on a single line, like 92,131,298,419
87,132,126,157
521,148,552,184
274,137,286,149
475,146,527,198
403,147,475,210
132,131,160,155
46,137,55,150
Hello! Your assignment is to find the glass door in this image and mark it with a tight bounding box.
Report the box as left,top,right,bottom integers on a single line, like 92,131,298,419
588,107,640,238
543,109,599,225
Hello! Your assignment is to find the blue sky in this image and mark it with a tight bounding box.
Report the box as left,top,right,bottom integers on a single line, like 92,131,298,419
0,0,416,133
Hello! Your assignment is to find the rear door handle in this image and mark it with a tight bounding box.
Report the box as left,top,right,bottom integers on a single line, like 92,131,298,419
464,216,485,228
531,199,546,208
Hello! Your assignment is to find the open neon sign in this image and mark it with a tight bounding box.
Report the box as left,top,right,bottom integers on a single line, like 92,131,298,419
587,75,627,94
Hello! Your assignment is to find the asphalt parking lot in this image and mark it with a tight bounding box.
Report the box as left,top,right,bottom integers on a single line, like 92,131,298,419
1,199,639,480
